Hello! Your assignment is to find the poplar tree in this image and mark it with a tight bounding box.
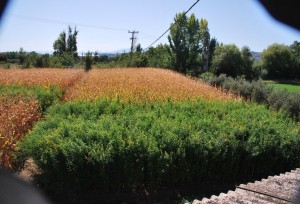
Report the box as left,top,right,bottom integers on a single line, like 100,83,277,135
53,26,78,58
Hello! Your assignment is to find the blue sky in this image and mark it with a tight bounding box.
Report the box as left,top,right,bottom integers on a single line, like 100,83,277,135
0,0,299,53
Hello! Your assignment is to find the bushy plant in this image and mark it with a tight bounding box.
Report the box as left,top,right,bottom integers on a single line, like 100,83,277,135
15,99,300,196
203,75,300,121
84,51,93,72
198,71,215,82
208,74,227,87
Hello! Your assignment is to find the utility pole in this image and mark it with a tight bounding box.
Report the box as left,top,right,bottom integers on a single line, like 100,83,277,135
128,30,139,66
128,30,139,54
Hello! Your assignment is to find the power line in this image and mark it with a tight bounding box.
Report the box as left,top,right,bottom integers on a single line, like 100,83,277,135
11,14,130,32
144,0,200,51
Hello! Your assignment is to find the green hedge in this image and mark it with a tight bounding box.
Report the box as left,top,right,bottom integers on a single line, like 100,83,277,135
15,99,300,194
206,75,300,121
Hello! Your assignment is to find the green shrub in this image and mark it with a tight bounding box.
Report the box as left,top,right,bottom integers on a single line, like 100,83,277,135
267,89,290,111
0,84,63,112
208,74,227,87
84,51,93,72
198,71,215,82
282,92,300,121
250,80,272,104
205,75,300,121
15,99,300,195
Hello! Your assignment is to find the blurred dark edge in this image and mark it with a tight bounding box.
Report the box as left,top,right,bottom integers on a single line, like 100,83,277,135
0,168,52,204
0,0,9,21
258,0,300,31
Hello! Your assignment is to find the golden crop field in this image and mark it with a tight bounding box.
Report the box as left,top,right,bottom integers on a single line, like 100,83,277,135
63,68,236,102
0,96,41,169
0,68,84,88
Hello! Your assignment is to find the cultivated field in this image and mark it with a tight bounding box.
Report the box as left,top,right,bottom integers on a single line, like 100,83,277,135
0,68,84,88
0,68,84,169
1,67,300,203
63,68,236,102
0,96,40,168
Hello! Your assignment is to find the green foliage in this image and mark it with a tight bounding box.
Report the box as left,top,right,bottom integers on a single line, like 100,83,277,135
84,51,93,72
211,44,243,77
168,12,189,73
16,99,300,195
261,43,292,79
241,46,255,79
290,41,300,77
53,26,79,59
23,52,50,68
200,18,210,71
168,13,209,74
146,44,172,68
208,37,218,69
266,81,300,92
0,84,63,112
198,71,215,82
131,53,148,67
207,75,300,121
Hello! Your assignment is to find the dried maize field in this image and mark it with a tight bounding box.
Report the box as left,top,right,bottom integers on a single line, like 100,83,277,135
0,68,84,88
0,68,85,169
63,68,236,102
0,96,40,169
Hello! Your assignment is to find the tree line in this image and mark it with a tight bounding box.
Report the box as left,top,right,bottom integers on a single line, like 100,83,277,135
0,12,299,80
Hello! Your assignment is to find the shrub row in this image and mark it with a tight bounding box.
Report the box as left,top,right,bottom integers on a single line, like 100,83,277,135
15,99,300,195
204,74,300,121
0,84,63,111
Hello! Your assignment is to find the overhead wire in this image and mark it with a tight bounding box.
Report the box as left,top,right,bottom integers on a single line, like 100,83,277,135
144,0,200,51
11,14,130,32
9,0,200,52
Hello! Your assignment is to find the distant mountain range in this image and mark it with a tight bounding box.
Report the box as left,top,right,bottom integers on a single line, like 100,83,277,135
251,51,261,61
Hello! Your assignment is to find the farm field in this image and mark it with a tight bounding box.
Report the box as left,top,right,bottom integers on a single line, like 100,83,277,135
265,80,300,92
1,68,300,202
63,68,236,102
0,68,84,169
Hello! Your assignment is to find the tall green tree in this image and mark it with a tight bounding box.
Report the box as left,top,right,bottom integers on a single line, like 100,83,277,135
290,41,300,78
168,12,189,73
200,19,210,71
168,13,211,75
53,31,66,56
208,37,218,69
241,46,254,79
53,26,78,59
261,43,292,79
18,47,26,65
211,44,243,77
66,26,79,58
186,14,201,73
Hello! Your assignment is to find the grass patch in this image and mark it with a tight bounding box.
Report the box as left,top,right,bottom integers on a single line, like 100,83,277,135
265,81,300,92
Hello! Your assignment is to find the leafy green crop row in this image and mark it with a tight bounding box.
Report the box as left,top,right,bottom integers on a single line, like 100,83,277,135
0,84,63,111
15,99,300,195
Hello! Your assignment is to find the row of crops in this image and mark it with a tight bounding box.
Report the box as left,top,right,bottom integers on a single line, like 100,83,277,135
1,68,300,199
15,99,300,195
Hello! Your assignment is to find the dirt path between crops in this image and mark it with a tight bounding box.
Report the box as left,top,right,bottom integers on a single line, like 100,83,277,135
61,71,88,101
